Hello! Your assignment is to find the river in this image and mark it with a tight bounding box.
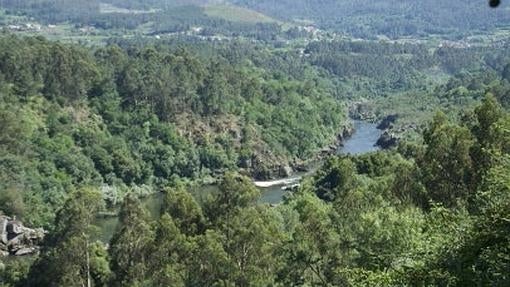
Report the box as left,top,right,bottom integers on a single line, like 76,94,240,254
95,121,381,242
257,120,381,204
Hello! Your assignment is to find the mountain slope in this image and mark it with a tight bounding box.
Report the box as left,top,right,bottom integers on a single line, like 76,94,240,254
232,0,510,38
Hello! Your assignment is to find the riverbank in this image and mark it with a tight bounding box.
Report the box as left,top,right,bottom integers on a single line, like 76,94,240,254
94,120,382,243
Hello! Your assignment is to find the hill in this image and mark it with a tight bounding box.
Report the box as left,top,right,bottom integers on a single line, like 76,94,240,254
232,0,510,38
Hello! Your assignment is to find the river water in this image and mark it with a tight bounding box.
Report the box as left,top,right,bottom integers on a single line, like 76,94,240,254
257,120,381,204
95,121,381,242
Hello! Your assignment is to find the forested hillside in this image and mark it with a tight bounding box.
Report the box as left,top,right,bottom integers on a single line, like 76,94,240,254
0,35,345,228
4,0,510,40
0,0,281,38
2,31,509,230
3,94,509,286
1,1,510,286
234,0,510,38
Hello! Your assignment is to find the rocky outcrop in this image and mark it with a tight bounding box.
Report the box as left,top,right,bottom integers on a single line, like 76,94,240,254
316,124,355,158
376,131,399,149
0,216,45,257
349,102,376,121
252,164,294,181
377,114,399,130
279,165,293,178
337,124,355,142
247,123,355,180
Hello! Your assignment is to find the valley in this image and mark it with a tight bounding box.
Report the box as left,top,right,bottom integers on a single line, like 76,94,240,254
0,1,510,286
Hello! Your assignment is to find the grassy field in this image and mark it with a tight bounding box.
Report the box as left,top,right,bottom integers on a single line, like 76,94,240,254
99,3,161,14
204,4,276,23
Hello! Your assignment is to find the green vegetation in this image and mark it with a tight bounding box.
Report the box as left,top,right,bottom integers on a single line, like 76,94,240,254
233,0,510,39
1,2,510,286
0,34,345,228
0,0,282,40
3,95,509,286
204,4,276,24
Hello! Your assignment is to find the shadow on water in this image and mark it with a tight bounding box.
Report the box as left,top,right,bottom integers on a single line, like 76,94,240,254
95,185,218,243
95,121,382,242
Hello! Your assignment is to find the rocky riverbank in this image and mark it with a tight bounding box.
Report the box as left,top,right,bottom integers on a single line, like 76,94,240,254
0,216,45,257
245,123,355,180
374,114,420,149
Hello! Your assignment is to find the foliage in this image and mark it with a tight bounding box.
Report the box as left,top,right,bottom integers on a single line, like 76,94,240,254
0,34,345,227
234,0,510,39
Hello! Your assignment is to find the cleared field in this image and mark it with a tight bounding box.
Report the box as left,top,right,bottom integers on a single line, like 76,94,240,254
99,3,160,14
204,4,276,23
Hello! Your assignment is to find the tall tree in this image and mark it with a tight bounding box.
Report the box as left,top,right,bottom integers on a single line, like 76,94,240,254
109,195,153,287
203,172,260,223
162,187,205,236
421,112,475,207
470,94,505,184
23,188,107,287
149,214,187,287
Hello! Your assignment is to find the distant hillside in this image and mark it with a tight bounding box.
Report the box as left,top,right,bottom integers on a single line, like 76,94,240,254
232,0,510,38
204,4,276,24
0,0,279,37
0,0,272,24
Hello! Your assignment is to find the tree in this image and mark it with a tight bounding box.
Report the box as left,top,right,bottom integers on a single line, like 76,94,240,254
222,207,283,286
23,188,106,287
278,192,341,286
203,172,260,223
420,112,474,207
187,230,232,286
470,94,505,184
313,157,357,202
109,195,153,287
162,187,205,236
149,214,186,287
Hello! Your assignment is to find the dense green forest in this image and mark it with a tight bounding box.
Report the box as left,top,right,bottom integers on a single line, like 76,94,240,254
0,32,509,285
2,31,510,229
1,1,510,286
0,34,346,228
2,93,509,286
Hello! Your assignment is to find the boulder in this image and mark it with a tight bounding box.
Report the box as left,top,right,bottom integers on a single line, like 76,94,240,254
7,234,24,249
0,216,45,256
0,217,8,245
239,157,253,169
294,164,309,172
376,131,399,149
6,221,24,239
377,114,399,130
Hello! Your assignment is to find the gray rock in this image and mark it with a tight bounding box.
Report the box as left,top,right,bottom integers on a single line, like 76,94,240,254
0,216,45,257
6,221,23,237
239,157,252,169
7,234,24,249
376,131,399,149
0,217,8,245
377,114,399,130
294,164,309,172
